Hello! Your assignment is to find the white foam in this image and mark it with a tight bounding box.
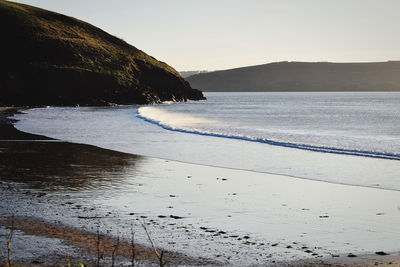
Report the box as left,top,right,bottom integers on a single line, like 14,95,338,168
138,106,216,129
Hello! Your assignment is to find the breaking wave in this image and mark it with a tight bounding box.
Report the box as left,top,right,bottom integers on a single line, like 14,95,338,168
138,106,400,161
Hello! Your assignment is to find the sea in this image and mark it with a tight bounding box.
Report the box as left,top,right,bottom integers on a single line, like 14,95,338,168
8,91,400,262
13,92,400,190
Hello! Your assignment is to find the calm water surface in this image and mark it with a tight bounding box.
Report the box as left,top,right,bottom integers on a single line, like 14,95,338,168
13,92,400,190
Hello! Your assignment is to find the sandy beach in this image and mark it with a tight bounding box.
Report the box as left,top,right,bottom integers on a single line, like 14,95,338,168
2,0,400,265
1,108,400,266
0,109,208,266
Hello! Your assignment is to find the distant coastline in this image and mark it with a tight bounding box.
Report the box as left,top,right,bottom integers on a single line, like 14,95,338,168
186,61,400,92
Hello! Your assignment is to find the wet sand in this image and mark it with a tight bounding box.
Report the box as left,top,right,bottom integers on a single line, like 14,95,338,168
0,108,51,141
1,108,399,266
0,109,212,266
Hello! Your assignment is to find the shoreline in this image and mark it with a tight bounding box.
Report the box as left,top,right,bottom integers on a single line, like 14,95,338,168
1,108,400,266
0,109,212,266
14,103,400,193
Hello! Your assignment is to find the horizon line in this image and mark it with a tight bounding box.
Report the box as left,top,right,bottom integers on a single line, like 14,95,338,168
179,59,400,72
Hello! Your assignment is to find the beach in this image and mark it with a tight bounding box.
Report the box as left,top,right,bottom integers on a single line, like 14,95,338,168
1,108,400,266
0,108,209,266
2,0,400,265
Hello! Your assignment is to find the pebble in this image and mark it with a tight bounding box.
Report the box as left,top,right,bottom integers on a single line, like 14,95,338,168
375,251,390,256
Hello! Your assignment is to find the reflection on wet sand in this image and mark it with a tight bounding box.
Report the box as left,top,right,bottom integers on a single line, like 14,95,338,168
0,109,143,191
0,141,142,191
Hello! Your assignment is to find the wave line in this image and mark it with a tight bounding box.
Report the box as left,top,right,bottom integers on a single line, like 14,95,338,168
137,112,400,161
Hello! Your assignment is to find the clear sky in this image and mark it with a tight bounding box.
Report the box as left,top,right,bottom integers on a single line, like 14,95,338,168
12,0,400,71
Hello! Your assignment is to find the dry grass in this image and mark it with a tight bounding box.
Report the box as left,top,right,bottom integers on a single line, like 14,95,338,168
0,216,211,266
0,216,157,262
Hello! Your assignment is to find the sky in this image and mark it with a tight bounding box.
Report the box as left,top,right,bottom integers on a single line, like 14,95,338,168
12,0,400,71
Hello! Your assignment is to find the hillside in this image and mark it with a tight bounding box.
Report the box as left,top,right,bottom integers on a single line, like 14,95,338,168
180,70,208,78
186,61,400,92
0,0,204,106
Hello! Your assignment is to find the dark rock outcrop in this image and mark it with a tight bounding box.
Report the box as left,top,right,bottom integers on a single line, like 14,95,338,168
0,0,205,106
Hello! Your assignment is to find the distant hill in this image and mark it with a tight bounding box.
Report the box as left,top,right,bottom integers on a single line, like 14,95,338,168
0,0,204,106
186,61,400,92
180,70,208,78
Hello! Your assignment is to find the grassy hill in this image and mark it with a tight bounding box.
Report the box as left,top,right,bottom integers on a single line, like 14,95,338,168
186,61,400,92
0,0,204,106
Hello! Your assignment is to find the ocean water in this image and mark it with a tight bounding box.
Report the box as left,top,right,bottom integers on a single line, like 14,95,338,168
13,92,400,190
9,92,400,262
139,92,400,159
